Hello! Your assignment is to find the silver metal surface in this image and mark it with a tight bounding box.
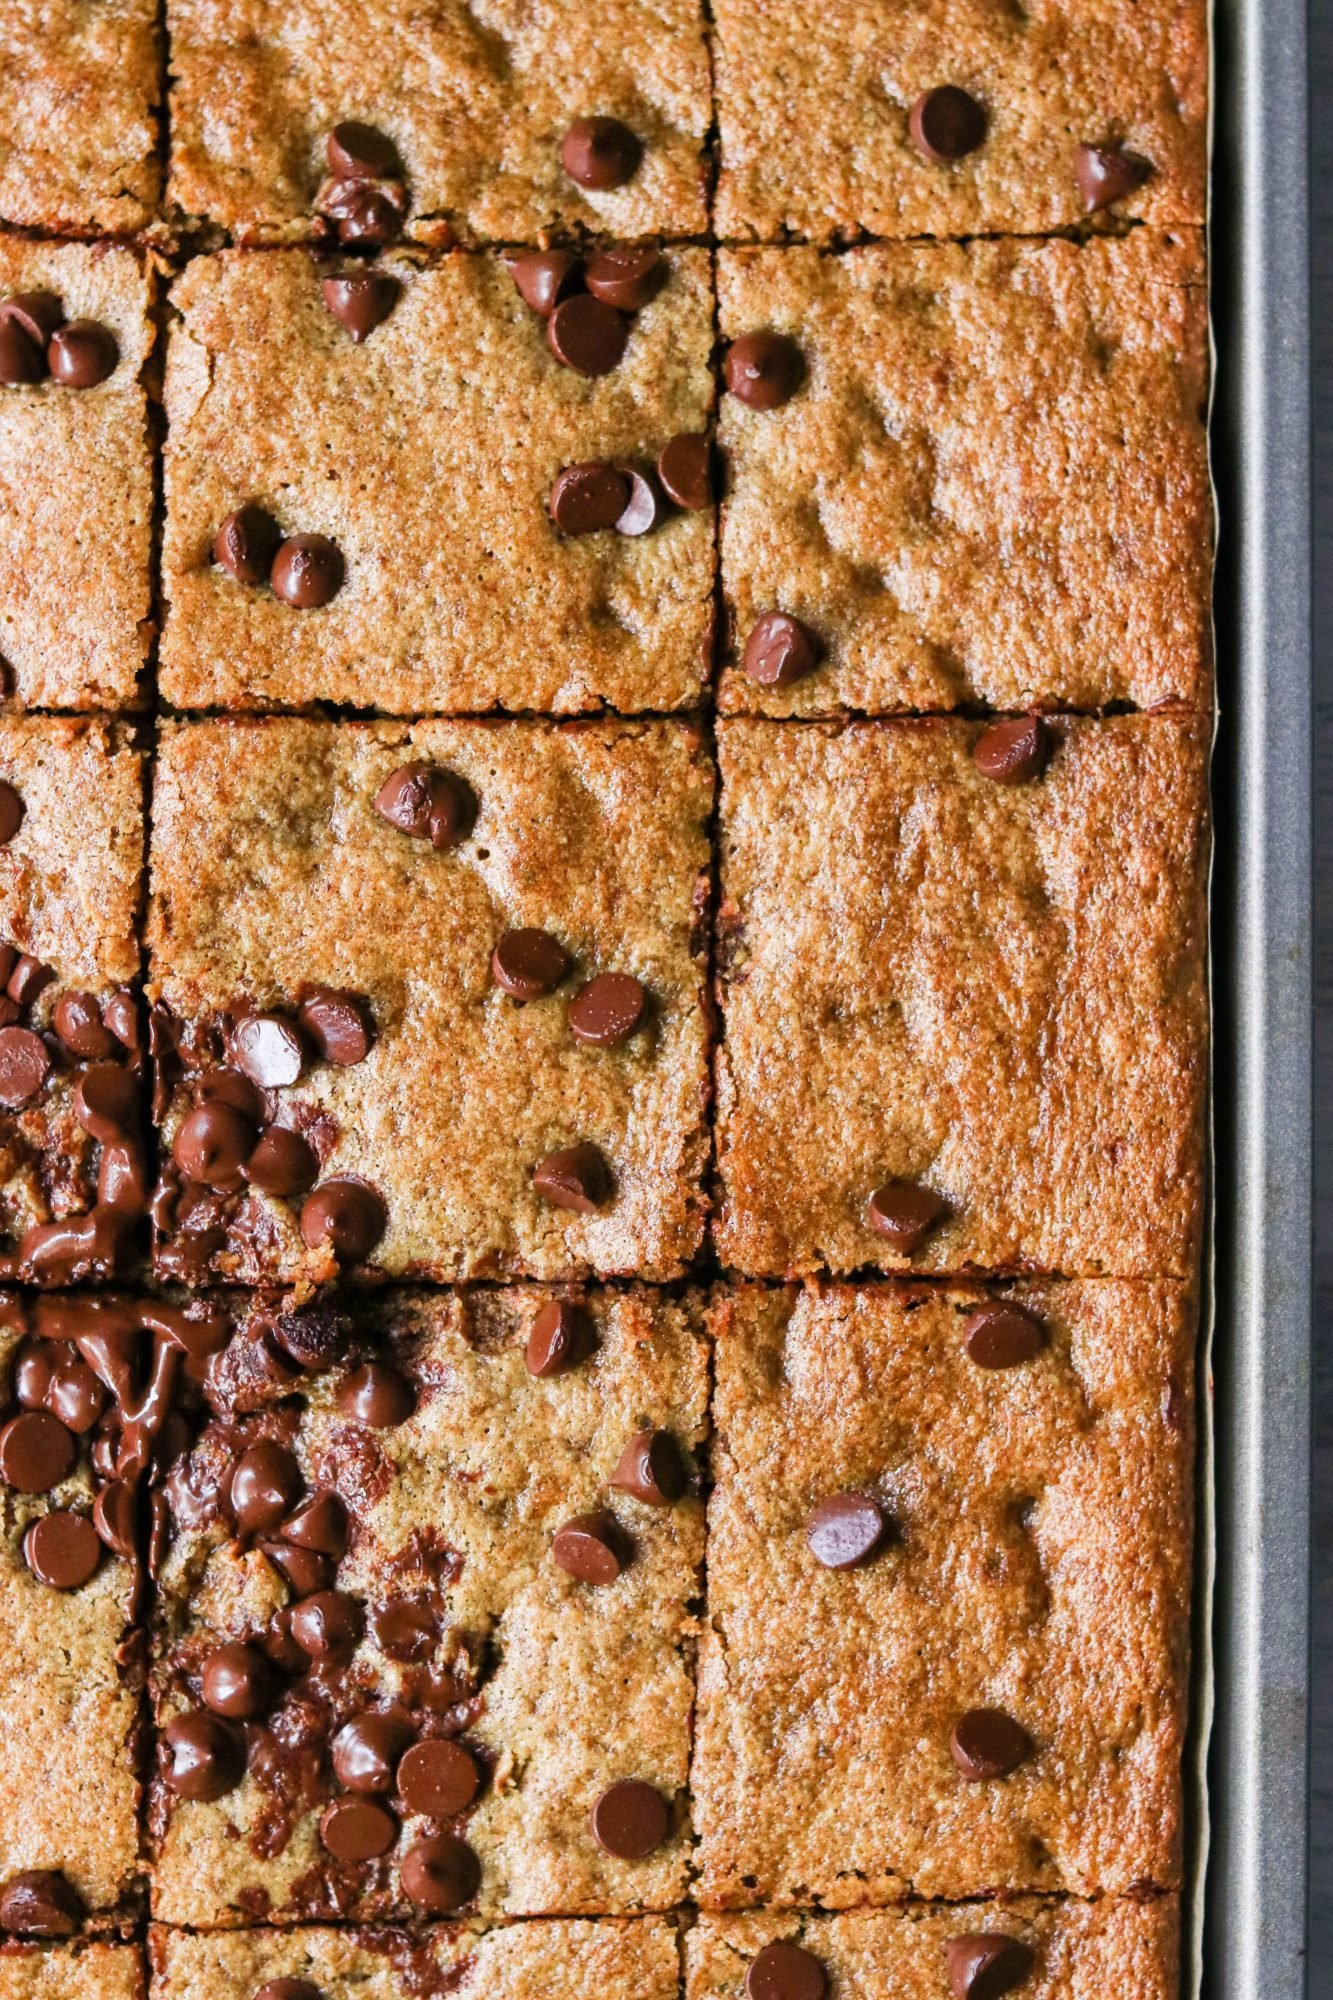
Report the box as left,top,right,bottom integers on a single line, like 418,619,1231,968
1206,0,1313,1991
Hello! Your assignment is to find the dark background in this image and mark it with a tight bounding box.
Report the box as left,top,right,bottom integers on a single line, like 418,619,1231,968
1310,0,1328,1976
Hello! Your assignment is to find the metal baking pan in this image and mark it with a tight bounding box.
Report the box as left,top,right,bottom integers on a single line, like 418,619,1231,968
1203,0,1313,1991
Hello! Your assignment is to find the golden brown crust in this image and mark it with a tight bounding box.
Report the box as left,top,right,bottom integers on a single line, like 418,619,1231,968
166,0,709,244
0,1945,144,2000
718,232,1211,717
160,249,714,715
713,0,1207,242
0,3,159,236
0,239,153,711
687,1899,1179,1999
691,1280,1194,1905
151,1289,707,1924
147,718,712,1284
151,1918,680,1997
714,716,1208,1279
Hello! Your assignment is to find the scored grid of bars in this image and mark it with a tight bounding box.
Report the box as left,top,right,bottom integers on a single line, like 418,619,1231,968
0,4,1209,1998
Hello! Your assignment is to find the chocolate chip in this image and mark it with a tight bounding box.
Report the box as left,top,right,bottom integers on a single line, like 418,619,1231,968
657,434,712,511
230,1012,306,1089
0,1026,50,1108
491,928,571,999
201,1642,273,1718
560,116,641,190
0,318,45,384
264,1302,352,1373
909,86,987,161
372,1598,438,1662
333,1711,414,1793
972,717,1047,784
6,953,52,1007
613,465,661,536
47,1362,106,1432
0,781,23,845
397,1738,479,1818
865,1180,947,1252
319,1795,398,1861
266,1537,334,1598
213,506,282,585
298,988,374,1065
373,762,475,850
336,1360,416,1427
548,462,632,536
255,1984,323,2000
945,1935,1035,2000
0,1411,74,1491
950,1708,1032,1780
53,991,114,1060
724,331,803,409
400,1834,480,1912
552,1510,627,1585
300,1178,388,1262
0,292,63,347
546,294,629,376
326,121,402,180
1075,142,1152,213
508,250,583,317
322,272,399,341
283,1490,349,1557
196,1066,266,1124
159,1711,244,1799
805,1493,886,1570
230,1441,303,1536
611,1429,686,1506
0,1871,84,1937
746,1941,828,2000
590,1778,669,1859
47,321,117,388
963,1303,1044,1369
289,1589,363,1663
743,612,822,687
174,1103,258,1189
584,246,663,311
245,1125,319,1197
271,535,344,609
567,972,646,1046
324,181,405,248
532,1142,610,1213
92,1479,136,1558
73,1062,138,1141
13,1340,54,1408
525,1298,586,1378
23,1510,100,1589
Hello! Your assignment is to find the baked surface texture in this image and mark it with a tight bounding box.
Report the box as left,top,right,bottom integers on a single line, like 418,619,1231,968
160,248,714,714
714,716,1209,1278
0,3,159,235
0,719,146,1284
713,0,1207,241
0,1946,144,2000
687,1898,1180,1999
0,238,153,710
150,1287,707,1925
166,0,709,243
0,1294,143,1921
147,718,712,1284
151,1918,679,1997
717,232,1211,717
691,1280,1194,1905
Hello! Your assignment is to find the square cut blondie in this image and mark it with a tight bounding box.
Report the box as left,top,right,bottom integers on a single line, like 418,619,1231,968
151,1919,679,1996
160,249,714,714
0,3,159,236
166,0,709,244
0,720,148,1288
687,1899,1179,2000
714,716,1208,1279
692,1280,1194,1905
147,719,712,1285
718,233,1210,718
713,0,1206,242
0,1292,157,1930
149,1287,707,1925
0,1946,144,2000
0,240,153,711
